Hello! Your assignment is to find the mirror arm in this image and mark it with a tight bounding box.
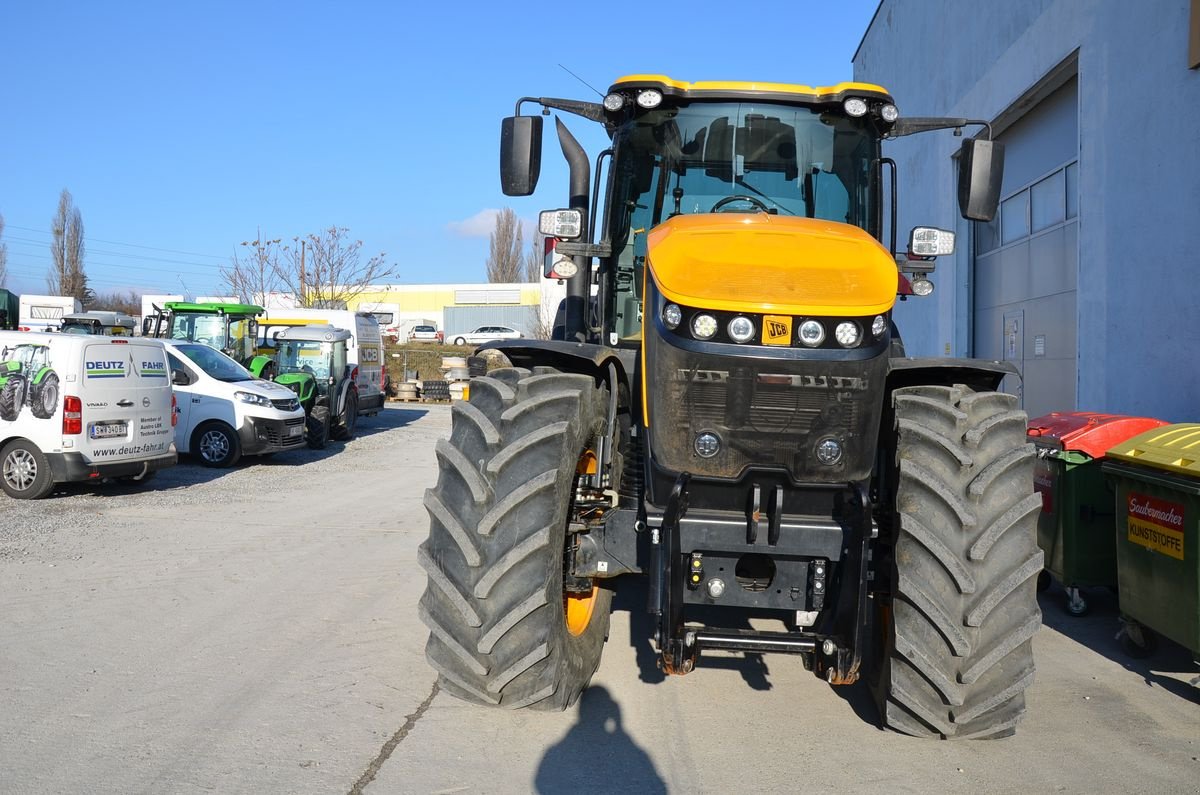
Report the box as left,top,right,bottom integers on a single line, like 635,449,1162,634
516,96,608,124
888,117,993,140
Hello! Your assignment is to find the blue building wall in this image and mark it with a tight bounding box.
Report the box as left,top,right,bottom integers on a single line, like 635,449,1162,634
855,0,1200,421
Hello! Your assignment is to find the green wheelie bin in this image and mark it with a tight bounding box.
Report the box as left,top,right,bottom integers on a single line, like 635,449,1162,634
1027,412,1167,616
1103,424,1200,660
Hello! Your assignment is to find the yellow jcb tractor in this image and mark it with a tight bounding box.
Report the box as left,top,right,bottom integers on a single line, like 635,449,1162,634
419,75,1042,739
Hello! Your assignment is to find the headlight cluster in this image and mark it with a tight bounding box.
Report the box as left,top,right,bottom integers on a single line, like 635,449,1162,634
234,390,272,408
662,302,889,349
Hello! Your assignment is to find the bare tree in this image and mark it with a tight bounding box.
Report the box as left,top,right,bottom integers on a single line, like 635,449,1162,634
221,229,283,304
278,227,395,308
0,214,8,287
523,232,544,283
487,208,524,283
91,289,142,316
48,189,91,304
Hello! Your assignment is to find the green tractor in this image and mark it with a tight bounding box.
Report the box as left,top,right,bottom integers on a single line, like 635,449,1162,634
0,343,59,422
272,326,359,448
150,302,277,378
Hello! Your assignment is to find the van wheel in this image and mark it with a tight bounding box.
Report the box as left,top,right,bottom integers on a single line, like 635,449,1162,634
194,422,241,468
31,371,59,419
0,375,28,422
1,439,55,499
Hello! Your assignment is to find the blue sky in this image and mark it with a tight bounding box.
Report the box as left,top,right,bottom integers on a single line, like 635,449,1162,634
0,1,879,298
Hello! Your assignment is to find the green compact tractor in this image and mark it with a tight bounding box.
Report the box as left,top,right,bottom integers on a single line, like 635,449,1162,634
273,326,359,447
0,343,59,422
150,302,277,378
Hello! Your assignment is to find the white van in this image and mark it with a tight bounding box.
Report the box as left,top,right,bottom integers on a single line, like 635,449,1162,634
163,341,306,467
0,332,177,499
259,309,385,414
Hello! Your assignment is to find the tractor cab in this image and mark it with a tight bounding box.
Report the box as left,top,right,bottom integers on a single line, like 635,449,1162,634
152,302,275,378
273,326,359,445
60,311,137,336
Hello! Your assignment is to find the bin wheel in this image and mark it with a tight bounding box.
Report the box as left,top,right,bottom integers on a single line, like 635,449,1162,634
1036,570,1051,593
1065,587,1089,617
1118,620,1157,659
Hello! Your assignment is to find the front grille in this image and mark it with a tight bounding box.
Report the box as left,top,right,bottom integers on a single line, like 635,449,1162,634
272,397,300,412
645,326,887,483
259,416,306,447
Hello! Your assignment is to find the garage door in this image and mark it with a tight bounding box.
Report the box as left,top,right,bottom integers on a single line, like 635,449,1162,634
973,76,1078,419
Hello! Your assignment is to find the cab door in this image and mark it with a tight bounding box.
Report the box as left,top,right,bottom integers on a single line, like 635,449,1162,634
167,351,197,450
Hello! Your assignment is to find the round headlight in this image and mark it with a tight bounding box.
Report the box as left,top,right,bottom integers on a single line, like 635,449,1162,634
835,322,860,348
872,315,887,338
694,432,721,458
880,103,899,123
727,316,755,343
798,319,825,347
815,437,843,465
663,303,682,330
843,97,868,117
911,277,935,296
603,93,625,112
692,314,718,339
637,89,663,109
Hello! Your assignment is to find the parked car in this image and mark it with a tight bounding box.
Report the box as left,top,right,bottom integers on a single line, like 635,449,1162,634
408,325,443,344
0,331,177,498
449,325,524,346
163,341,306,468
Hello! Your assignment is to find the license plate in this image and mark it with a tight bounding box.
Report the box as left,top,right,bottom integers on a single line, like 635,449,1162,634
89,421,128,440
288,425,304,437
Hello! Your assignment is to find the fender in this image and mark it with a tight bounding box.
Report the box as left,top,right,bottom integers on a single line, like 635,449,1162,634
481,340,636,403
336,375,357,419
885,356,1017,394
247,354,275,379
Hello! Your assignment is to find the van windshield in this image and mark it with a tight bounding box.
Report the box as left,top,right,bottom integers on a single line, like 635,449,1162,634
174,343,253,383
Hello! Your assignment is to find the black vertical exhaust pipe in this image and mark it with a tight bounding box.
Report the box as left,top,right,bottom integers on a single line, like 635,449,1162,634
556,116,590,343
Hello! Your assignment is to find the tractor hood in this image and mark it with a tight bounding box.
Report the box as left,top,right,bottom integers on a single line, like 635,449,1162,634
647,214,898,316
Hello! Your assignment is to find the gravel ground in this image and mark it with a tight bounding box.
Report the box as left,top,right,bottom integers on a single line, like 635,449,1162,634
2,402,1197,793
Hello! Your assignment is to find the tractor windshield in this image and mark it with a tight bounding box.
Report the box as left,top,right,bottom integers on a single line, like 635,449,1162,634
169,313,256,363
604,101,879,343
276,340,333,388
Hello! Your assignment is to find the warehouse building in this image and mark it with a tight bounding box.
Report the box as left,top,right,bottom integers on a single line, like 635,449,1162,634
855,0,1200,421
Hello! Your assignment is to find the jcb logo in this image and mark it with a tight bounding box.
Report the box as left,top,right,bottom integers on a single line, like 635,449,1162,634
763,315,792,346
360,347,380,363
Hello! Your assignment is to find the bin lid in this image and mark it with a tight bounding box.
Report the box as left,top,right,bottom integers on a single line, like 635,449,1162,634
1105,423,1200,477
1026,412,1168,458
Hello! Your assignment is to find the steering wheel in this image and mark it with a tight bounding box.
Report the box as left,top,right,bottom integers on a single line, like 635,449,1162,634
710,195,770,213
301,365,315,376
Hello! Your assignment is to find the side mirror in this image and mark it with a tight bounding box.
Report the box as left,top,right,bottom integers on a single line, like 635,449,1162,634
142,317,153,336
171,369,190,386
500,115,542,196
958,138,1005,221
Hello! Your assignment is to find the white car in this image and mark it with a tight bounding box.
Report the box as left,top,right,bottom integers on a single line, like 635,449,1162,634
163,341,306,467
449,325,524,346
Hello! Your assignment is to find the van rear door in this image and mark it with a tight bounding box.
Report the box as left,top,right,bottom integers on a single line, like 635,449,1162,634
79,340,174,463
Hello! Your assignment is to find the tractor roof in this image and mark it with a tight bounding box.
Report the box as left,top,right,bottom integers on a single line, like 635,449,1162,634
165,301,265,315
608,74,893,105
275,324,352,343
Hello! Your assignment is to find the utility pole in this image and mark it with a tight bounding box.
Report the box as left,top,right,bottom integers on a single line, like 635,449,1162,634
298,238,306,307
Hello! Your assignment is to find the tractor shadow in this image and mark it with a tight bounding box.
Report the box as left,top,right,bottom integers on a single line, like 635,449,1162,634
1036,584,1200,704
534,685,667,795
612,579,774,691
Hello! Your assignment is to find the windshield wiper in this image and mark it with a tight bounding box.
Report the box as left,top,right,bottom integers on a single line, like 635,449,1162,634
733,176,795,216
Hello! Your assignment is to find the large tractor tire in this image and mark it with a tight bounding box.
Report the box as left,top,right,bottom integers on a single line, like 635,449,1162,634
419,367,613,710
874,384,1043,739
1,375,28,422
31,371,59,419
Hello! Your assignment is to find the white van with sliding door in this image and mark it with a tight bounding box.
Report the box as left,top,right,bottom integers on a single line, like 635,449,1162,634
0,331,177,499
259,308,385,414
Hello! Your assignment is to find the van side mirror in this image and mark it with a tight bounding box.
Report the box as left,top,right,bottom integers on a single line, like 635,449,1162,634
171,369,190,386
500,115,543,196
958,138,1005,221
